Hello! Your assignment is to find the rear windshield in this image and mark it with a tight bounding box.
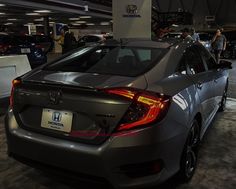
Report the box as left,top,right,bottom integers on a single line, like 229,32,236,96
44,46,168,77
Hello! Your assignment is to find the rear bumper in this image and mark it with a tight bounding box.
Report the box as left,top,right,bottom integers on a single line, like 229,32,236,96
5,109,187,189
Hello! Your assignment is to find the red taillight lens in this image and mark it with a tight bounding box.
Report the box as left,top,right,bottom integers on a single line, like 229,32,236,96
104,88,171,132
10,79,21,108
0,44,10,53
35,44,42,49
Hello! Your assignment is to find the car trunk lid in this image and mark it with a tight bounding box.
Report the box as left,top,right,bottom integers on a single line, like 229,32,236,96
13,71,147,144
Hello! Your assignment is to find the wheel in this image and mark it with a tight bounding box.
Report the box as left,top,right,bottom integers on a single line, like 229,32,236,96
178,119,200,182
218,84,228,112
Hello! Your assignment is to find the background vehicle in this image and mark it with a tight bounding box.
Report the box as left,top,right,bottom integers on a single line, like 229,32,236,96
163,32,182,39
5,39,231,189
77,34,105,47
198,32,213,51
0,35,47,68
26,35,54,54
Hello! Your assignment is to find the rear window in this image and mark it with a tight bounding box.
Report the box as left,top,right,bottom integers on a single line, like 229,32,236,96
45,46,168,77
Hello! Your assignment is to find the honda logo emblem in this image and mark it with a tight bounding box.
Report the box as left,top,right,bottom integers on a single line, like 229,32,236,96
49,91,62,105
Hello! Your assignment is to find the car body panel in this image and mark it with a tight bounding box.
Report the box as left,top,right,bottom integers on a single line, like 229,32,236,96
5,38,230,188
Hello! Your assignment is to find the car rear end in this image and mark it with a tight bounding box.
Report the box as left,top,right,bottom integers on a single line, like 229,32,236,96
5,42,188,188
9,36,47,68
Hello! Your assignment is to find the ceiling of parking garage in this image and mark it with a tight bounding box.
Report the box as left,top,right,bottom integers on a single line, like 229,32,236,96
153,0,236,26
0,0,112,28
1,0,236,29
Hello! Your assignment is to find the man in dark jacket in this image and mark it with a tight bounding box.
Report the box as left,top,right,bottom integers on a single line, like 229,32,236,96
62,25,73,54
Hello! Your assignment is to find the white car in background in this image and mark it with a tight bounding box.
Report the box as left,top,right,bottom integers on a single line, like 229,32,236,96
78,34,106,47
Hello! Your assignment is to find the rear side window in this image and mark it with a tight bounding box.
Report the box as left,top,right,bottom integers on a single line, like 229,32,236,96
179,47,206,75
197,45,216,70
45,46,168,77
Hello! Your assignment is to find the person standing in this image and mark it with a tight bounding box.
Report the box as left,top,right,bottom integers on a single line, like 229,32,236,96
191,28,200,42
211,29,227,63
181,28,193,40
62,25,73,54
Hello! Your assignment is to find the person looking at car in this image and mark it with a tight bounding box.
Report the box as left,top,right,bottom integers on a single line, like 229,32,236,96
62,25,73,54
211,29,227,63
181,28,193,40
191,28,200,42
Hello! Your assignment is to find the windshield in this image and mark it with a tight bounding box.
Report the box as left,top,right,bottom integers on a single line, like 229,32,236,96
45,46,168,77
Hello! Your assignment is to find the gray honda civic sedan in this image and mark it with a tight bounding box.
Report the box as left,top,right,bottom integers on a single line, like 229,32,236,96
5,38,232,189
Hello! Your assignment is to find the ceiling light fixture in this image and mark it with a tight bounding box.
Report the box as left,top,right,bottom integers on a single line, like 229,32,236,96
100,22,110,26
76,21,86,24
72,23,81,26
0,4,5,6
34,10,51,13
34,18,44,21
4,23,13,25
0,12,6,15
86,23,95,26
80,16,91,19
69,18,80,21
7,18,17,21
26,13,40,16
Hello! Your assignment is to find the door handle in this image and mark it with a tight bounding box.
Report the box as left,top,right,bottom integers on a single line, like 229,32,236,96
196,82,203,89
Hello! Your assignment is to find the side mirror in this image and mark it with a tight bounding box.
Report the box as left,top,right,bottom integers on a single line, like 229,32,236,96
215,60,232,70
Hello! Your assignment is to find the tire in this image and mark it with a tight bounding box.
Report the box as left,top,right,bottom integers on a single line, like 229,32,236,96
218,84,228,112
178,119,200,182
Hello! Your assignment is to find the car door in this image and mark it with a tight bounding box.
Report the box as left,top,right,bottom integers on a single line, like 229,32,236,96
183,46,216,126
197,45,227,108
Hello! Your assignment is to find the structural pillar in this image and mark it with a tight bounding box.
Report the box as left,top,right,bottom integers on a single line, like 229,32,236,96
43,16,50,36
112,0,152,40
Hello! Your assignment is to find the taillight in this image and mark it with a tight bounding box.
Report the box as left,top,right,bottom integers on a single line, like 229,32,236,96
10,79,21,108
104,88,171,132
35,44,42,49
0,44,10,53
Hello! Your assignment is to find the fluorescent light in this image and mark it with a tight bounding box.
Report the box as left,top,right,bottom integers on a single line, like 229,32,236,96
172,24,179,27
0,4,5,6
76,21,86,24
7,18,17,21
34,10,51,13
49,21,55,24
100,22,110,26
26,13,40,16
0,13,6,15
86,23,95,26
35,24,43,26
34,18,44,21
72,23,81,26
4,23,13,25
69,18,80,21
80,16,91,19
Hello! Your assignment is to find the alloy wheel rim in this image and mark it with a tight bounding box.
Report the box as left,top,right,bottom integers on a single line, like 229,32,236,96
185,122,199,178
